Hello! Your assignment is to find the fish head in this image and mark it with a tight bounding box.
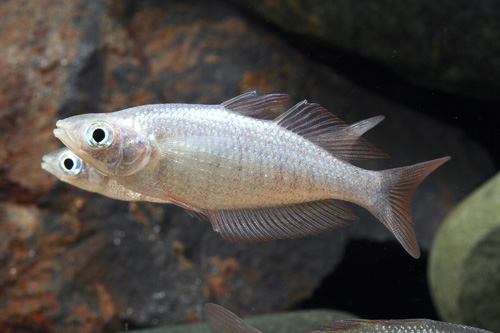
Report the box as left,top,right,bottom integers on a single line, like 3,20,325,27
42,147,119,195
54,114,152,177
41,147,96,190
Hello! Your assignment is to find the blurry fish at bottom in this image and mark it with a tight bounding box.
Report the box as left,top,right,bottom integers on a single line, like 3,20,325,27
203,303,492,333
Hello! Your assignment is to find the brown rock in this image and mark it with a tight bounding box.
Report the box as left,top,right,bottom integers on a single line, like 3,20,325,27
0,0,158,331
0,0,494,332
0,202,113,332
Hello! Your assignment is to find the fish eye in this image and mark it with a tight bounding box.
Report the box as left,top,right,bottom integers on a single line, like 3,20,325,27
59,153,82,175
85,121,114,149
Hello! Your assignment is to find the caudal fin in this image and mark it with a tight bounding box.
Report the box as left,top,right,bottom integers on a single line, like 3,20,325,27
370,157,450,259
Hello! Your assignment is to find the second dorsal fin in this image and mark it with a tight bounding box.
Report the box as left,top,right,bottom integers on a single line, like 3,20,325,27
349,115,385,137
221,91,290,119
274,101,388,160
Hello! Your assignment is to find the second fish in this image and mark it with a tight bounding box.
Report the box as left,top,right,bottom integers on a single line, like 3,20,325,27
54,92,449,258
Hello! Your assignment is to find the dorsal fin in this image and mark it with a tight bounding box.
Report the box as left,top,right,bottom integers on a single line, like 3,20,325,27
274,101,388,160
349,116,385,136
204,303,262,333
221,91,290,118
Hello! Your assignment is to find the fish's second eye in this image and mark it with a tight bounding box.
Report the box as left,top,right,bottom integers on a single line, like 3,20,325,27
85,121,114,149
63,158,74,170
59,154,82,175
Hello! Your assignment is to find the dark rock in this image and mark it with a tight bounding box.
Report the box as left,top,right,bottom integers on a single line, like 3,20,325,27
83,202,350,328
0,0,495,332
429,172,500,332
0,0,160,331
231,0,500,101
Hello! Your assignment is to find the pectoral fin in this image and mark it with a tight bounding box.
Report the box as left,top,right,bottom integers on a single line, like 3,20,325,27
159,135,238,183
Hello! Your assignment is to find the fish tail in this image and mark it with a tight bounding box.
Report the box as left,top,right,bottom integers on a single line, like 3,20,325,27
370,156,450,258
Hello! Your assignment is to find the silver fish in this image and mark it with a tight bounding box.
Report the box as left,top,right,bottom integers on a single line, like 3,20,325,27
41,147,168,203
54,92,449,258
42,118,379,203
307,319,492,333
203,303,492,333
42,117,377,204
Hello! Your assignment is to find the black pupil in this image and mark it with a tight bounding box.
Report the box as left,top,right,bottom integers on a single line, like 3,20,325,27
92,128,106,143
64,158,74,170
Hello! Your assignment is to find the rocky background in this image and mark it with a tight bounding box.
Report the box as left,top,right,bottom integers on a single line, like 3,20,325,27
0,0,498,332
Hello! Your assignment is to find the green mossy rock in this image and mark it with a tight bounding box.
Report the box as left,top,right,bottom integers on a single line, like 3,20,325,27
429,172,500,332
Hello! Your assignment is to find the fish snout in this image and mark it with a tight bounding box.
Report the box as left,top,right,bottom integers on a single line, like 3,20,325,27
54,119,67,135
40,155,55,174
53,127,64,140
53,121,74,149
40,160,49,172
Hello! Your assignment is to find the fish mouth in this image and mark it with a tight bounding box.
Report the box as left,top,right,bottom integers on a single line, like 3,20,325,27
40,160,49,172
53,120,75,150
40,154,56,174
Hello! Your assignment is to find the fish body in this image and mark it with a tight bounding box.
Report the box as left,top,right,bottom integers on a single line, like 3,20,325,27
54,92,449,258
41,148,168,203
58,105,370,209
43,118,379,204
203,303,492,333
308,319,492,333
130,106,364,208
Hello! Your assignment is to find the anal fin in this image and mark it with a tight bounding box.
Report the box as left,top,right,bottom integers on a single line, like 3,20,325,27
207,200,357,242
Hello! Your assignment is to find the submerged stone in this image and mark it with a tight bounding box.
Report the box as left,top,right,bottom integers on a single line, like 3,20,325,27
429,172,500,332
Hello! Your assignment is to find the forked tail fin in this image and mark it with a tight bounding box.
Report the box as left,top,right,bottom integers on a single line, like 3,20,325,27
370,157,450,259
